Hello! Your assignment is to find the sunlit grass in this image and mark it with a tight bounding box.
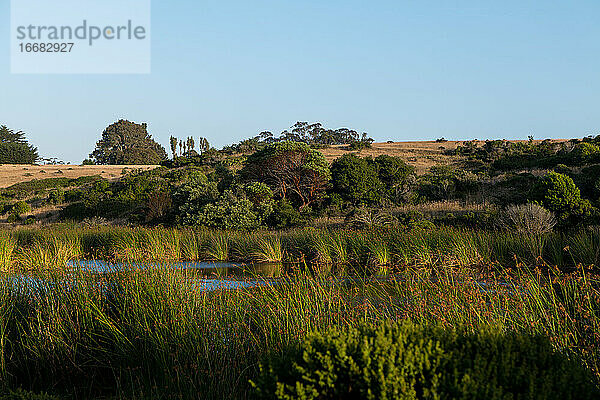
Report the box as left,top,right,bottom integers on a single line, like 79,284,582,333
0,263,598,398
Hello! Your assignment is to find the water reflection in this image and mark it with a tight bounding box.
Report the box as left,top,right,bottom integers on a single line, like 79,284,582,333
66,260,242,273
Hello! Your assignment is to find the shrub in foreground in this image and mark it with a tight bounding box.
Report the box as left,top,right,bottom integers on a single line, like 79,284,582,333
531,171,593,225
252,321,598,400
500,203,556,234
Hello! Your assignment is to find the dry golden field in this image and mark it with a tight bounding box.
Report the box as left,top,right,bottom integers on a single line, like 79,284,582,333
0,164,159,188
320,139,568,174
319,141,464,174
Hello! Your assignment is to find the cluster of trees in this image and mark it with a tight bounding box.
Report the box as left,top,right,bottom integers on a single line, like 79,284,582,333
222,122,374,154
55,135,600,231
0,120,373,167
0,125,38,164
450,135,600,172
169,135,210,158
59,140,415,228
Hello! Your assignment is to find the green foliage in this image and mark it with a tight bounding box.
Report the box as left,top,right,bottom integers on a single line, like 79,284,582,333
47,188,65,205
90,119,168,165
373,155,414,187
267,199,302,228
0,126,38,164
244,182,274,205
222,122,372,154
183,189,272,229
0,143,39,164
330,154,382,205
252,321,598,400
347,138,373,150
417,166,478,201
571,142,600,164
175,171,273,229
374,155,415,202
242,141,330,210
491,139,560,171
60,169,174,221
11,201,30,216
532,172,594,225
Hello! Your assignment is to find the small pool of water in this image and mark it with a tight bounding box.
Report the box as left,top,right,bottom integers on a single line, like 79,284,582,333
66,259,242,273
2,260,279,293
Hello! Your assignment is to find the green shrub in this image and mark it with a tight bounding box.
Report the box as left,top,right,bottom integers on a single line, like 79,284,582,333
267,199,302,228
47,188,65,205
531,171,594,225
330,154,382,205
571,142,600,164
7,213,20,223
11,201,30,215
252,321,598,400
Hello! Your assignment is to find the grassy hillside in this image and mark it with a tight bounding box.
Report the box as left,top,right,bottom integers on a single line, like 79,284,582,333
0,164,158,188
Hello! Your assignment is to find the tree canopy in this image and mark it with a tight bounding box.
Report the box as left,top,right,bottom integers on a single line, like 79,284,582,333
330,154,383,205
0,125,39,164
90,120,167,165
241,141,331,210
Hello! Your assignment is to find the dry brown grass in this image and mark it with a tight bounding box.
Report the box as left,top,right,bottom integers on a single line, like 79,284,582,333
319,139,567,174
0,164,159,188
318,141,464,174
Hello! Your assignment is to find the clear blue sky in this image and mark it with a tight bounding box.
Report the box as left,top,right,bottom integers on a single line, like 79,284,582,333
1,0,599,163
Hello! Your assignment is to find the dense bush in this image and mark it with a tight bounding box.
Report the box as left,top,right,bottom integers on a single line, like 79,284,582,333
267,199,302,228
47,188,65,205
417,166,479,201
531,171,594,226
11,201,30,215
175,171,274,229
570,142,600,164
252,321,598,400
1,176,102,200
330,154,382,205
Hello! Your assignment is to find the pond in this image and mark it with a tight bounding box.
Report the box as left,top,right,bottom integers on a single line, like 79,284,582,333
2,260,280,292
65,259,243,273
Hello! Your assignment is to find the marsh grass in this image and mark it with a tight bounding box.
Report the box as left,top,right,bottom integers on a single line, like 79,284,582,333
3,225,600,272
250,236,283,263
0,264,598,399
0,235,15,273
205,233,229,261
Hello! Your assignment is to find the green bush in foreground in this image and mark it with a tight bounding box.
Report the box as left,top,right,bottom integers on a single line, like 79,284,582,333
252,321,598,400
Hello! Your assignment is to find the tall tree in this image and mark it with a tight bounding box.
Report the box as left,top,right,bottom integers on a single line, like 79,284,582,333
0,125,39,164
90,120,167,165
169,136,178,158
187,137,195,154
198,137,210,153
241,141,330,210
